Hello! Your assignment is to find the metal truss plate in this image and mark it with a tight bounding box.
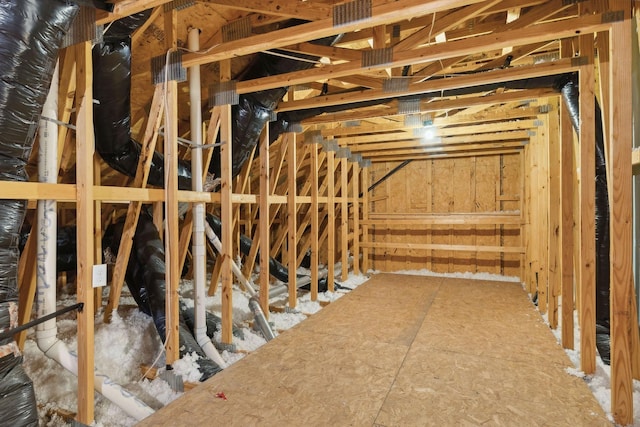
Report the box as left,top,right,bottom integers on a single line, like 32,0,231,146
151,51,186,84
209,80,239,106
333,0,372,27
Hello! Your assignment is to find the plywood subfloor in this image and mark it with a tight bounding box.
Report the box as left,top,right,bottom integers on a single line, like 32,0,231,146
137,273,611,427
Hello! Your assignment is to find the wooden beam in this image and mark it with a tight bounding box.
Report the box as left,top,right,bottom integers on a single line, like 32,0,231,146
537,107,549,314
359,242,524,253
163,8,180,365
303,89,555,126
220,58,234,345
607,2,634,423
323,118,540,138
96,0,172,24
578,33,596,375
352,161,360,276
371,148,522,163
277,58,580,113
394,1,501,51
351,134,529,154
236,13,613,96
327,150,335,291
340,127,534,147
202,0,331,21
560,38,575,349
286,133,297,308
310,143,319,300
548,99,561,327
360,140,525,157
282,42,362,63
259,127,270,315
74,40,95,426
93,155,102,314
341,158,349,281
364,212,524,225
182,0,489,67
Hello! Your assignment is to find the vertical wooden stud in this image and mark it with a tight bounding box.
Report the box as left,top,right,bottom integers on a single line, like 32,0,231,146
362,165,370,273
352,161,360,275
560,89,576,349
327,150,335,291
93,155,102,313
259,127,270,316
608,2,634,423
220,58,234,345
163,8,180,365
310,143,319,300
341,157,349,281
75,40,95,426
547,99,561,329
287,133,297,308
579,32,596,375
537,115,549,315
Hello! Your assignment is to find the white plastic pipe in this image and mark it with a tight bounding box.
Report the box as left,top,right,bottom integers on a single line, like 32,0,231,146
204,222,255,295
189,27,227,369
36,62,154,421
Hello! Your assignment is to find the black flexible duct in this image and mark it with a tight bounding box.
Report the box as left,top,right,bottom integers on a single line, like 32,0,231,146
102,210,222,381
274,74,566,129
556,74,611,364
20,226,77,273
94,19,341,187
92,12,193,190
0,1,78,425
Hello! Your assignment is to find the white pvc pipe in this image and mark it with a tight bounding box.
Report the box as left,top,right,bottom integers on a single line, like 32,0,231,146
204,222,256,295
36,62,154,421
189,27,227,369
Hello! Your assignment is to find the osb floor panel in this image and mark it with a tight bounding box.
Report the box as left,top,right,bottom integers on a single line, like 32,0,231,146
137,273,611,427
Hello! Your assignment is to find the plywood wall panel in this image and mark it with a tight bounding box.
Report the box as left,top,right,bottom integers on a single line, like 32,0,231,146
475,156,501,274
431,158,456,273
501,153,524,277
364,152,522,276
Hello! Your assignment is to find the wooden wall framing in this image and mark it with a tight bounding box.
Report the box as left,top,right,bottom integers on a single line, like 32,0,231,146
2,1,638,425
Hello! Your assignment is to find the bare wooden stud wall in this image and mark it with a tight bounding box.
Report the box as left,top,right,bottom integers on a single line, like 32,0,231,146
366,155,523,274
4,3,639,424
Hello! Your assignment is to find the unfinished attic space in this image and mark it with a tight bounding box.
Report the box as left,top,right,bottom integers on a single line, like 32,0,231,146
1,0,640,425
